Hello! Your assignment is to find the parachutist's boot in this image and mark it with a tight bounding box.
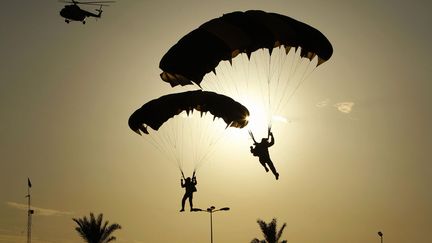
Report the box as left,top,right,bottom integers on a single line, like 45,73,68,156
275,173,279,180
180,209,185,212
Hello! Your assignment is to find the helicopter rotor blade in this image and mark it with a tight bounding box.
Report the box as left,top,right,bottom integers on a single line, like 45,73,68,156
58,0,115,4
77,3,111,6
75,1,115,3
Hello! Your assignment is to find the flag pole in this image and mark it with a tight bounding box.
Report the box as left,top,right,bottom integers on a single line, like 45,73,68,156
26,178,33,243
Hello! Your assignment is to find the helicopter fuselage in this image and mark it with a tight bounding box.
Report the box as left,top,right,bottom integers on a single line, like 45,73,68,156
60,5,100,23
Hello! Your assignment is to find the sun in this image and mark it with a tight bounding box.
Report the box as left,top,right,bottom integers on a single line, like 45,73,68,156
243,100,269,135
239,97,288,140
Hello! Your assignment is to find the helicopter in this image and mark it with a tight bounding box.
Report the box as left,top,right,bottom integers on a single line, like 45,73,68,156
59,0,114,24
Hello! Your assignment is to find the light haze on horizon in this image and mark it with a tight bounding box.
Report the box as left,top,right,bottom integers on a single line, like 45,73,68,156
1,1,431,242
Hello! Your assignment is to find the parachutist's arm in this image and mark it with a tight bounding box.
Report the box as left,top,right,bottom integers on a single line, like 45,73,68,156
249,130,257,144
268,132,274,147
267,126,272,138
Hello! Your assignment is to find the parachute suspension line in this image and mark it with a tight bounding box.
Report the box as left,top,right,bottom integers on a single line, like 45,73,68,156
267,46,289,124
193,133,223,171
204,53,250,106
196,124,207,169
267,48,272,123
164,109,230,175
288,59,313,102
226,59,243,101
178,112,205,173
180,167,185,179
281,57,315,111
144,132,172,162
190,114,198,167
193,112,209,169
180,121,188,170
192,115,228,172
215,63,230,95
143,121,183,169
204,60,236,100
277,46,297,117
205,71,219,94
273,46,290,116
237,53,252,103
234,54,251,104
229,56,244,100
155,117,177,167
262,49,273,125
170,115,192,171
233,54,250,102
202,67,219,94
260,50,270,115
253,50,269,120
180,112,206,174
241,54,251,102
272,47,297,115
167,118,181,169
248,129,256,142
273,48,304,116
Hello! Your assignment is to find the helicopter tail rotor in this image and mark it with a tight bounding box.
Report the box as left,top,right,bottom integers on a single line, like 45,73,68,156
96,5,103,17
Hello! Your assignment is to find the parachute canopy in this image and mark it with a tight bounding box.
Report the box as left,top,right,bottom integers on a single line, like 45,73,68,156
160,10,333,87
128,90,250,135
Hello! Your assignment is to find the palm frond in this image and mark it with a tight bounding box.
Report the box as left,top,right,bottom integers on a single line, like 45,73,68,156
73,212,121,243
254,218,287,243
276,222,287,241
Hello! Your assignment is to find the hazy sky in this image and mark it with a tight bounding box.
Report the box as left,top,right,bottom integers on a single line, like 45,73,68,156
1,1,431,242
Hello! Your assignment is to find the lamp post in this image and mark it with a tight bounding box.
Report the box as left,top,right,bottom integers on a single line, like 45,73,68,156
378,231,383,243
198,206,230,243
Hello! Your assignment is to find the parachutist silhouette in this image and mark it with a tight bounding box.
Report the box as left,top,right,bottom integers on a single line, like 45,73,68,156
180,174,197,212
250,129,279,180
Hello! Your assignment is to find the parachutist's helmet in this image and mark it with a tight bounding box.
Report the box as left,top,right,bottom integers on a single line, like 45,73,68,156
186,177,191,181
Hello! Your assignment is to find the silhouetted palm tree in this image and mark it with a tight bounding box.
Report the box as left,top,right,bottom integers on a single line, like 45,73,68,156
251,218,287,243
73,212,121,243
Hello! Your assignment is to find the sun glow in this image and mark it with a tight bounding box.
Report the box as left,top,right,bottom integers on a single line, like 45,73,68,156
198,47,315,143
242,99,270,136
240,97,288,140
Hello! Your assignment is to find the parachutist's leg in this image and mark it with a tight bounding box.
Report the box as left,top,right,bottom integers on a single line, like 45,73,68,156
259,159,269,172
180,194,187,212
267,160,279,180
189,194,194,211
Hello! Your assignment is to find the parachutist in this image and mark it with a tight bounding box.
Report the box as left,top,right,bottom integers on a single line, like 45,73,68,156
250,130,279,180
180,175,197,212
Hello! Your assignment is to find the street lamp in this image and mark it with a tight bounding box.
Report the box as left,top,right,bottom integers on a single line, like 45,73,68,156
197,206,230,243
378,231,383,243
